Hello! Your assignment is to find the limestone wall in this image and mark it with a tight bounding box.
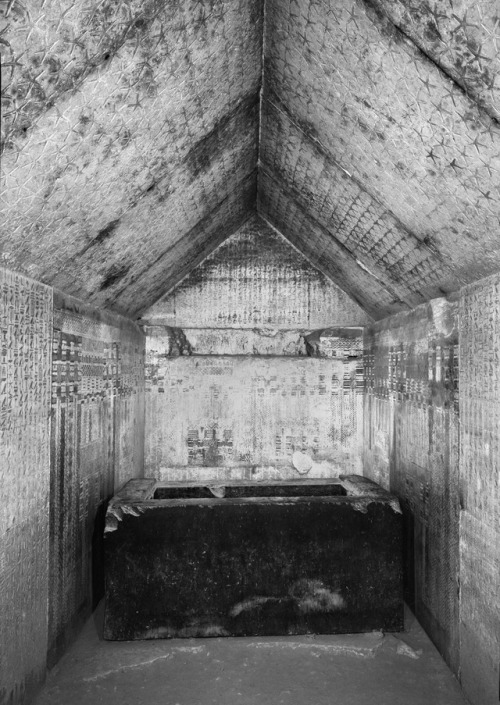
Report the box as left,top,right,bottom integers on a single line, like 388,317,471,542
48,291,145,666
363,274,500,705
0,267,145,704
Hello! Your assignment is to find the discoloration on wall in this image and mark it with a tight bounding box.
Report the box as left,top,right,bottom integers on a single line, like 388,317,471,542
1,0,262,315
49,291,145,666
229,581,345,617
2,0,500,322
366,0,500,121
143,326,309,357
262,0,500,313
145,356,363,478
304,328,363,358
142,216,371,328
0,268,52,705
144,220,366,484
363,298,460,673
290,579,345,613
459,273,500,705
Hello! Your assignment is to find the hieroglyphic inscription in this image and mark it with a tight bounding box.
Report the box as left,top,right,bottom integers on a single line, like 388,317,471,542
459,274,500,704
145,356,363,476
363,300,460,671
143,219,371,328
0,268,52,705
49,298,144,665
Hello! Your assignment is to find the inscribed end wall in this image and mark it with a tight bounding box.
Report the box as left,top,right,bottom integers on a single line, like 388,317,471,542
141,216,371,328
143,217,368,482
145,353,364,481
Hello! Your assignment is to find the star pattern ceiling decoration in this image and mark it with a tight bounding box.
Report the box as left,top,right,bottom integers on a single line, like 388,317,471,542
1,0,499,318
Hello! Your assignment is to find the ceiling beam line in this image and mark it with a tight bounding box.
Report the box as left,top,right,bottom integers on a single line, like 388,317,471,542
258,162,412,310
362,0,500,127
260,92,449,271
110,168,258,303
257,0,268,204
257,212,374,319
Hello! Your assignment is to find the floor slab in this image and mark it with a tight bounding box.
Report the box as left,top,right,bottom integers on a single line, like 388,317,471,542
34,605,469,705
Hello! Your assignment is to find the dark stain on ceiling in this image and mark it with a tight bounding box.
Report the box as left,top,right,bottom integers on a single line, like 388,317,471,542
1,0,499,319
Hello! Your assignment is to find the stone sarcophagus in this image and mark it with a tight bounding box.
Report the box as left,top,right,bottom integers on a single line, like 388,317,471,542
103,475,403,640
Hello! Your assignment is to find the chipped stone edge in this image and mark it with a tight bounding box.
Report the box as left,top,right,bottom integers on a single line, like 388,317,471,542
104,475,402,534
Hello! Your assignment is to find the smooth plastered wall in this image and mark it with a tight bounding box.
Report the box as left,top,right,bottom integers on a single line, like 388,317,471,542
0,267,145,705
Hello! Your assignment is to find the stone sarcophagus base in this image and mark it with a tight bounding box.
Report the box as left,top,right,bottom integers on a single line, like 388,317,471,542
103,475,403,640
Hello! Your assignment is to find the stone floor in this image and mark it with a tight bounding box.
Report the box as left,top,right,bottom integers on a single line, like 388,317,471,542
34,605,469,705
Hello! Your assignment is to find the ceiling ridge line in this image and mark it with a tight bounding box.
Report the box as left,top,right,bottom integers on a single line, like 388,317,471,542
257,0,268,206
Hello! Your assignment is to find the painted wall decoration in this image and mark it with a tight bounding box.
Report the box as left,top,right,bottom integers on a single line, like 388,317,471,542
0,268,53,705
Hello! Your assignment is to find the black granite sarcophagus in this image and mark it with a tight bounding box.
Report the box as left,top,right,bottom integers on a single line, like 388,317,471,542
103,475,403,640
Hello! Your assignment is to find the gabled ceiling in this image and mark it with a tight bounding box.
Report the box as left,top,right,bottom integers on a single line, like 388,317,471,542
1,0,500,320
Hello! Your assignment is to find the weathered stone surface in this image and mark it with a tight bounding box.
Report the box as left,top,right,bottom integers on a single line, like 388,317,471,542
49,291,145,665
103,476,403,640
304,328,363,358
262,0,500,314
2,0,500,321
1,0,262,314
141,216,371,328
258,172,409,320
367,0,500,121
145,356,363,477
363,298,460,673
0,269,52,705
459,511,500,705
140,326,363,359
151,462,349,484
458,273,500,705
144,326,308,357
0,266,146,703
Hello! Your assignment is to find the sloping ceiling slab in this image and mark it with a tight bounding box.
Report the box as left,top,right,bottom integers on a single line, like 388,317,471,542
127,172,257,318
258,171,405,320
261,0,500,319
368,0,500,121
1,0,262,314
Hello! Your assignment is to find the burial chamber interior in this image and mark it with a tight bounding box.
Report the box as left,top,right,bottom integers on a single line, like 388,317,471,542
103,475,404,640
